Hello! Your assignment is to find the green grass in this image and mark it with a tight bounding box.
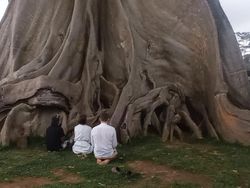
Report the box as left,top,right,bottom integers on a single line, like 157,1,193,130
0,135,250,187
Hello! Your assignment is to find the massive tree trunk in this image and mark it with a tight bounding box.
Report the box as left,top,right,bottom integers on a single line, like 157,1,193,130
0,0,250,147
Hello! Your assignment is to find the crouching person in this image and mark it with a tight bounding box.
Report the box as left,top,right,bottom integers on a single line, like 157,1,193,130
91,111,118,165
46,115,65,152
72,115,93,155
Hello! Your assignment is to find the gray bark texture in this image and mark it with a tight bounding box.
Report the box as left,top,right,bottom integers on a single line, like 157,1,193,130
0,0,250,147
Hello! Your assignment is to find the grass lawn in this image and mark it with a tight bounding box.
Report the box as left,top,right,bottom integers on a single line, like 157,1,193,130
0,135,250,187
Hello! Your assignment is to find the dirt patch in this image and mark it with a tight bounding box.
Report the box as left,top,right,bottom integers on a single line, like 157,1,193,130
51,168,83,184
0,168,83,188
0,177,52,188
128,160,212,188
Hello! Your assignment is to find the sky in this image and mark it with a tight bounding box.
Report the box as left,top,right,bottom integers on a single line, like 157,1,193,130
0,0,8,21
0,0,250,32
219,0,250,32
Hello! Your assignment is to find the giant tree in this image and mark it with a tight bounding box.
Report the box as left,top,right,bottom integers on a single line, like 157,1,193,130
0,0,250,147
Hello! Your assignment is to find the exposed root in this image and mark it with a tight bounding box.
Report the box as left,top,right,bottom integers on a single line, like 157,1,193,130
174,125,183,141
199,105,219,140
151,112,162,135
100,76,120,114
143,99,168,136
186,101,219,140
0,103,35,147
178,109,203,139
119,84,204,143
169,114,182,142
120,122,130,144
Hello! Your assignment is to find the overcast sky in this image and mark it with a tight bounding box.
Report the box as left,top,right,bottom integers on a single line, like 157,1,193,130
0,0,250,32
220,0,250,32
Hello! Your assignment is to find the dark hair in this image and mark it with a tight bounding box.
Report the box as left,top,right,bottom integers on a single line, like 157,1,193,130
79,115,87,125
99,111,110,122
51,116,60,127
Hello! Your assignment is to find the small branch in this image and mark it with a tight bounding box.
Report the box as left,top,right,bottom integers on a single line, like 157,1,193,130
174,125,183,141
179,110,203,139
151,112,162,135
143,99,166,136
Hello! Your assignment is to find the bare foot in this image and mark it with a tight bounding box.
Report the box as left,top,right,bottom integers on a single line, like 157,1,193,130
97,159,103,165
96,159,111,165
99,159,111,165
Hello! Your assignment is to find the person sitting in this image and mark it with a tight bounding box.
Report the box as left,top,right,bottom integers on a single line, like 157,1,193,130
72,115,93,155
45,115,65,151
91,111,118,165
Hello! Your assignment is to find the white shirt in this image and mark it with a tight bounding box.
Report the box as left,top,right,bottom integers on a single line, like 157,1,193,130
91,122,118,158
72,124,93,154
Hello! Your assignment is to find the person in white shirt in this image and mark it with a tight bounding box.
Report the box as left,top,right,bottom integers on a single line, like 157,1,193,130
72,115,93,155
91,111,118,165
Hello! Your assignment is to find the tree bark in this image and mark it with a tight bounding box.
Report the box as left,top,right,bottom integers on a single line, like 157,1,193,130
0,0,250,147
